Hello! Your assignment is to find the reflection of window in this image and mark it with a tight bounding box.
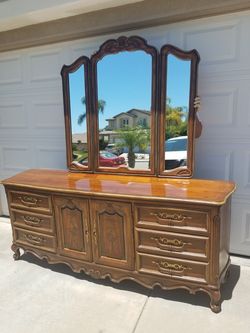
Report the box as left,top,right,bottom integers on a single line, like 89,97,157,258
121,118,129,127
138,118,147,127
109,120,114,129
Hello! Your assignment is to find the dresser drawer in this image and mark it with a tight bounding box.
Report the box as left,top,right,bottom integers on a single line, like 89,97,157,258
136,228,209,261
137,253,208,283
14,228,56,253
9,190,52,213
135,204,209,234
11,209,54,234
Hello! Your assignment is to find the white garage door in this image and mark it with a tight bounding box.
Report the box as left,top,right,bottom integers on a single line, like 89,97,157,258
0,10,250,255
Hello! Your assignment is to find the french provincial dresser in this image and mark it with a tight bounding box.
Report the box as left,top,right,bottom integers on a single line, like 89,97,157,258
2,36,235,313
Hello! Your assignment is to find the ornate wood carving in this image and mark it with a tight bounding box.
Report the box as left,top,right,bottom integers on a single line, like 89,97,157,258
54,196,91,261
18,195,41,207
11,243,21,260
25,234,45,245
23,215,44,226
92,200,134,270
92,36,157,59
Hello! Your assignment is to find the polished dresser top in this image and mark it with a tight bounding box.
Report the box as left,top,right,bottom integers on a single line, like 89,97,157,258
2,169,236,206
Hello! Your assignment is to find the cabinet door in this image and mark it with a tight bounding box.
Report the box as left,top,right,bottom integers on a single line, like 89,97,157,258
54,196,92,261
91,200,134,270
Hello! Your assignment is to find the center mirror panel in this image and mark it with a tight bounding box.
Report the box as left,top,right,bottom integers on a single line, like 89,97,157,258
92,36,157,175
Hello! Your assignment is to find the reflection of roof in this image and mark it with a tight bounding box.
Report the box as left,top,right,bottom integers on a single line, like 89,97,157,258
106,109,150,121
72,133,87,143
127,109,151,116
106,112,136,121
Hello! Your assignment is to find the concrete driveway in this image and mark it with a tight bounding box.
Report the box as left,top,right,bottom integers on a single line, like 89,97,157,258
0,218,250,333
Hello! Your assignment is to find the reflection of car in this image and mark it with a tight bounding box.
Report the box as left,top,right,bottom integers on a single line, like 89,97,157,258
79,151,126,167
105,143,123,156
165,136,187,170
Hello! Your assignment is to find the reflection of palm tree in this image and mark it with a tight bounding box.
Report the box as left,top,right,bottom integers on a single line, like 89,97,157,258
78,97,106,125
166,108,185,126
166,98,187,139
117,126,150,168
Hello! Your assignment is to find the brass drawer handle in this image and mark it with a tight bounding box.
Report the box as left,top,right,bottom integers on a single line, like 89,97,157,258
151,237,191,251
150,212,191,225
152,260,191,276
25,234,45,245
18,195,40,207
23,215,44,227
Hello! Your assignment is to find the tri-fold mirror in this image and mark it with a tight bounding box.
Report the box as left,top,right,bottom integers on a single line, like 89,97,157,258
61,36,200,177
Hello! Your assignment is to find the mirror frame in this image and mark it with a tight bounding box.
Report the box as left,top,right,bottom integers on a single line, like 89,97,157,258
61,56,92,171
61,37,201,178
91,36,158,175
158,44,200,177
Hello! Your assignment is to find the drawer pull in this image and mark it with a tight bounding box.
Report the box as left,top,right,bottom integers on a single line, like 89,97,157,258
153,260,191,275
85,229,89,242
93,230,97,243
151,237,191,251
23,215,44,227
150,212,191,225
25,234,45,245
18,195,40,207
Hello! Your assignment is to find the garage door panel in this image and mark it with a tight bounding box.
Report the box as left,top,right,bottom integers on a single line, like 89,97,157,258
2,146,32,173
30,96,65,133
199,88,238,129
230,198,250,256
194,145,234,181
0,102,27,129
183,21,240,65
34,145,66,170
0,55,23,86
27,49,63,84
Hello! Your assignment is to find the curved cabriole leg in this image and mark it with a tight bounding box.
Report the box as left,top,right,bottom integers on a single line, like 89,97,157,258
210,289,221,313
11,244,21,260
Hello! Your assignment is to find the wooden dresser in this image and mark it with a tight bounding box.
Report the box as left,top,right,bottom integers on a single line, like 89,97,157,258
2,169,235,313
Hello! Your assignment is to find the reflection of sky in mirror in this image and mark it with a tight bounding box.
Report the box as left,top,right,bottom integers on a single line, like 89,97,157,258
67,53,191,133
69,65,87,134
167,54,191,110
97,51,152,129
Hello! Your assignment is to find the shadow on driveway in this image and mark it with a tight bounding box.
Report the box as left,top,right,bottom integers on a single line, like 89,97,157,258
20,252,241,310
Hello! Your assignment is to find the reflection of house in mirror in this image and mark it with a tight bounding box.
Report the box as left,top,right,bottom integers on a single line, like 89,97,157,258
100,109,150,144
72,132,87,150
